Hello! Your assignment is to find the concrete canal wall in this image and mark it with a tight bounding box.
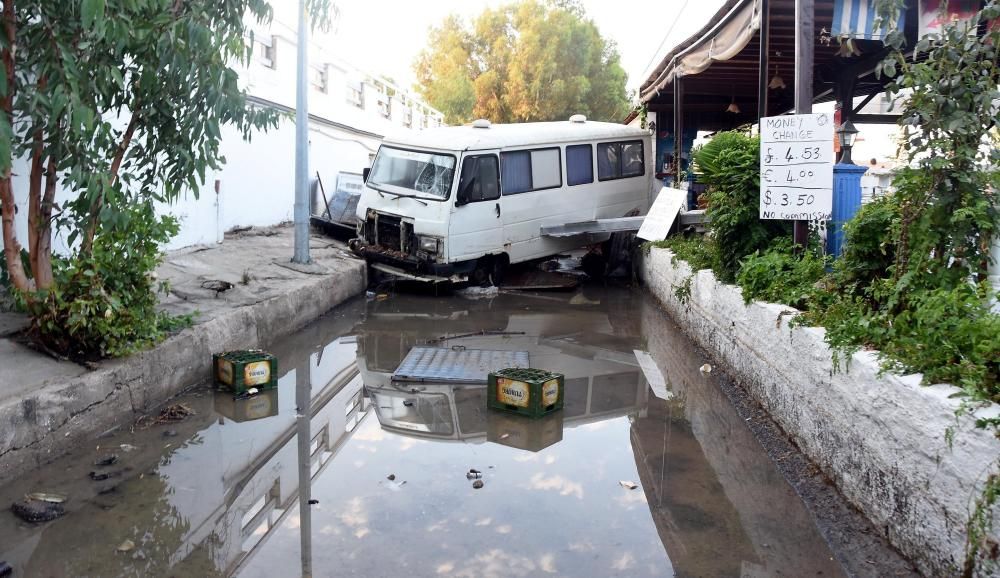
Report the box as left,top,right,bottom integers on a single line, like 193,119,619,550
0,232,367,485
642,247,1000,577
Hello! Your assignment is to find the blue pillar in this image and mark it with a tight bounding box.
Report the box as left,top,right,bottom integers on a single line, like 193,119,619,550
828,163,868,258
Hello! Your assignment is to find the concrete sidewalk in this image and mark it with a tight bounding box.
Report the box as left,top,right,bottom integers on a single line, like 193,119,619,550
0,225,367,483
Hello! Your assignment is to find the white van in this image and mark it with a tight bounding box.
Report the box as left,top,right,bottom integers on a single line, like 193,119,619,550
348,116,654,283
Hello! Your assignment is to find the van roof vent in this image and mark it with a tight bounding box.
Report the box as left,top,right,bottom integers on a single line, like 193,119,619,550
472,119,491,129
569,114,587,123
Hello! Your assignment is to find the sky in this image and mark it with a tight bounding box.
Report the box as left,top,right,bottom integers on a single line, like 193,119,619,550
272,0,727,95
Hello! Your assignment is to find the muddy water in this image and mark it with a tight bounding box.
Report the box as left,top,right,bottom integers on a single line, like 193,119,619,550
0,288,846,577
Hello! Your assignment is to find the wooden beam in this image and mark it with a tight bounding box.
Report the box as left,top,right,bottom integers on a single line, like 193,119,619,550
853,113,902,124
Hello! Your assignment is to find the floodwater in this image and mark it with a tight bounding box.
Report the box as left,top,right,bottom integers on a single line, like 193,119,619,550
0,287,847,577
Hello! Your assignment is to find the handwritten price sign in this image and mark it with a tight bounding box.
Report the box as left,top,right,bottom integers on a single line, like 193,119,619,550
760,113,833,220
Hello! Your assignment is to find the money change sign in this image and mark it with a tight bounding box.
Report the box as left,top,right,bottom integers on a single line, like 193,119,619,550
759,113,834,220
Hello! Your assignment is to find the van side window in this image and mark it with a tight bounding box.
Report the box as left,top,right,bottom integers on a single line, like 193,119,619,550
501,148,562,194
566,144,593,186
597,140,644,181
457,155,500,203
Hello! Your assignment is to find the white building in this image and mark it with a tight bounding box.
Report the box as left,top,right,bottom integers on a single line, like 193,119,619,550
2,12,444,255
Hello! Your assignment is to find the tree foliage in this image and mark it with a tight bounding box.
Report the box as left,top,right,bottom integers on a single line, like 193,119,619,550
413,0,630,125
0,0,327,358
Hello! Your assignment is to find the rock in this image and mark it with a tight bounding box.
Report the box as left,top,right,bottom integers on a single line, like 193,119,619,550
94,454,119,467
308,499,319,505
387,474,396,481
162,429,178,438
11,498,65,523
472,480,484,489
116,539,135,553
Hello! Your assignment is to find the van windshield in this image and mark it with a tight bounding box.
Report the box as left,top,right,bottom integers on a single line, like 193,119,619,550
368,147,456,199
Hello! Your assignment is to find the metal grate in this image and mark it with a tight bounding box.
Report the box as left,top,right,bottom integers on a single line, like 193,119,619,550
393,346,529,384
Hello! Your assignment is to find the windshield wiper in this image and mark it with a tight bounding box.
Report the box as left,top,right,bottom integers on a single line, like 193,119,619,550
383,191,428,206
369,184,431,205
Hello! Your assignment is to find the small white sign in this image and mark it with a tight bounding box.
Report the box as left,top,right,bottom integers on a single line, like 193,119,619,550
638,186,688,241
760,113,834,220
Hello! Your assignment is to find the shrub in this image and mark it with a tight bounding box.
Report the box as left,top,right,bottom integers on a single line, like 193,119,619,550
651,235,714,272
23,202,192,360
694,131,790,283
735,239,827,310
834,194,899,297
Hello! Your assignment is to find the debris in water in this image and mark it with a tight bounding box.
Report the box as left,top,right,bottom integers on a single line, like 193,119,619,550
387,474,396,481
156,404,195,423
119,443,139,452
89,471,119,481
365,290,376,301
0,560,11,577
25,492,66,504
94,454,119,467
308,499,319,505
116,539,135,553
11,497,65,523
457,286,499,300
162,429,178,438
376,293,389,302
466,469,483,480
618,480,639,490
97,484,120,495
699,363,712,374
247,387,259,396
136,403,195,429
402,400,414,407
499,433,510,440
472,480,484,489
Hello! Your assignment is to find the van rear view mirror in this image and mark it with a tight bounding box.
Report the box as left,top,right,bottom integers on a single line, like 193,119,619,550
362,167,371,183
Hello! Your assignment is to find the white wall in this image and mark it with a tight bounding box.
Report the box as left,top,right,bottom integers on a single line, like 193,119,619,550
642,247,1000,576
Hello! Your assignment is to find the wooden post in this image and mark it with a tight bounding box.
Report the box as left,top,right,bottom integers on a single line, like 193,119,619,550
793,0,814,247
674,76,684,183
758,0,770,120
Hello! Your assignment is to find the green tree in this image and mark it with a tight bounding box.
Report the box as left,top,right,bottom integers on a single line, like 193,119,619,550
414,0,629,125
0,0,328,358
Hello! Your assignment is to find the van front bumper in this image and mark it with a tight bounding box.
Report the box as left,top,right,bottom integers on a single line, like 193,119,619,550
348,239,472,282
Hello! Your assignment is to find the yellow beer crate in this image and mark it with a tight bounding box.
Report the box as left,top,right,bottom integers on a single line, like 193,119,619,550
487,367,564,418
212,350,278,394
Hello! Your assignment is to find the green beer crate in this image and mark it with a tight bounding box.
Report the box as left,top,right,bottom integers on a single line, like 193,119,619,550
213,350,278,394
487,367,564,418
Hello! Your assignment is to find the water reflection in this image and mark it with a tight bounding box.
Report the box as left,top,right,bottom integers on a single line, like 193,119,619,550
0,289,848,578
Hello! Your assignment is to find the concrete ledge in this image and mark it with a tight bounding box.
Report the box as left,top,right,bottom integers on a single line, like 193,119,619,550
0,253,366,484
642,247,1000,576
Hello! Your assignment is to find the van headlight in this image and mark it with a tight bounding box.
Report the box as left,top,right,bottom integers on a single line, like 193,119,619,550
418,236,441,253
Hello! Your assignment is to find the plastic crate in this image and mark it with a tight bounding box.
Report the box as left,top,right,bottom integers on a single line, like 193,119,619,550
487,367,564,418
213,350,278,394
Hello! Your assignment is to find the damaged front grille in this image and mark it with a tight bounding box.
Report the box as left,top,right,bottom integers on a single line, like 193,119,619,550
367,212,413,254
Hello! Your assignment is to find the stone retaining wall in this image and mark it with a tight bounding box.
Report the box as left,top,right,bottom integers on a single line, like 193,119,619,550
0,261,366,484
642,247,1000,576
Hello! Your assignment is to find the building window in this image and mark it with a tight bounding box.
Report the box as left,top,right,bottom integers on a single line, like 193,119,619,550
500,148,562,195
349,86,363,107
597,140,644,181
255,35,276,69
310,65,327,93
566,144,593,186
378,99,390,119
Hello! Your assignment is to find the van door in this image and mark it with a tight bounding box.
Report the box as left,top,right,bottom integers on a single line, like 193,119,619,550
449,152,503,264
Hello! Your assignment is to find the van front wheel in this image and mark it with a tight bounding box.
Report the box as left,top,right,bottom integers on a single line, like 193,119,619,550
471,255,506,287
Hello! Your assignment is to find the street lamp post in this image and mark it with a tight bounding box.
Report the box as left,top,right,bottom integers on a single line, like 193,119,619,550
292,0,311,264
837,119,859,165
